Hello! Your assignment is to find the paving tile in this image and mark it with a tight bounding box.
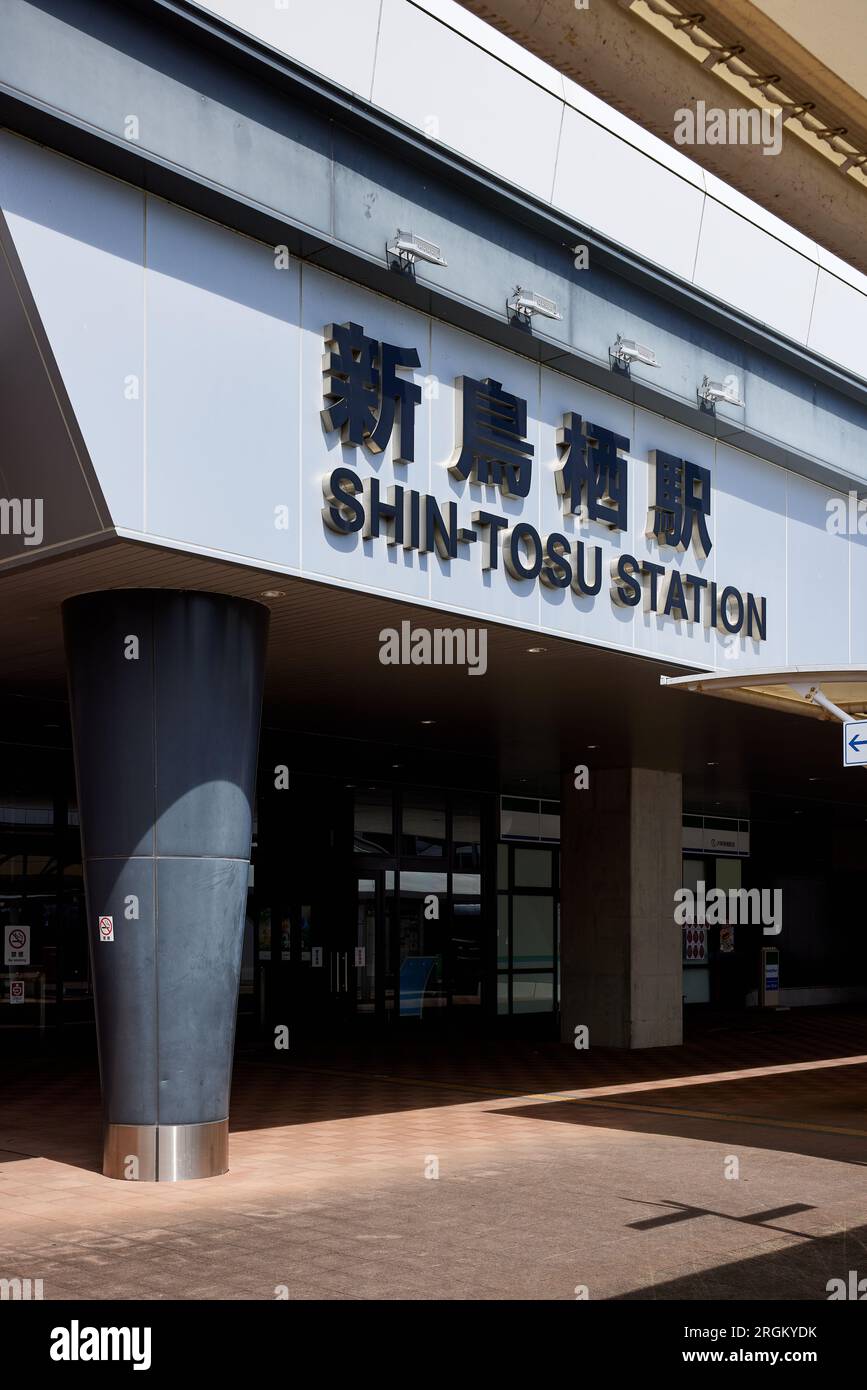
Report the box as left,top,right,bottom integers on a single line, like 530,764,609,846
4,1016,867,1300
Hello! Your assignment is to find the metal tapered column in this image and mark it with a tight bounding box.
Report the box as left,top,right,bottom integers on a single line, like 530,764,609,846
63,590,268,1181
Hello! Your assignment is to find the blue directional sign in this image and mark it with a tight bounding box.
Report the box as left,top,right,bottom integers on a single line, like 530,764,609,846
843,720,867,766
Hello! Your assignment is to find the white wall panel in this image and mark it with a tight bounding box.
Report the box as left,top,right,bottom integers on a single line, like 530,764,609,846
785,472,850,665
145,199,301,568
373,0,563,203
6,140,864,676
552,108,704,283
191,0,382,99
0,133,145,529
693,198,818,344
713,443,788,668
187,0,867,389
807,271,867,380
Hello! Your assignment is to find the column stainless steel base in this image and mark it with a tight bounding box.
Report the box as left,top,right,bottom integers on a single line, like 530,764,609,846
103,1120,228,1182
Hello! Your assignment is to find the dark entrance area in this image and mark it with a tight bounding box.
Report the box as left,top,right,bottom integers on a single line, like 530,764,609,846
253,775,501,1042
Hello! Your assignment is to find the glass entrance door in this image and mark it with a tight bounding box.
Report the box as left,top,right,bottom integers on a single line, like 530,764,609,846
296,896,356,1035
352,861,489,1028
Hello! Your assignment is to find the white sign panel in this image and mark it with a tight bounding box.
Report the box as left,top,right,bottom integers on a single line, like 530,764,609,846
843,720,867,766
98,915,114,943
4,924,30,966
7,136,867,674
10,979,24,1005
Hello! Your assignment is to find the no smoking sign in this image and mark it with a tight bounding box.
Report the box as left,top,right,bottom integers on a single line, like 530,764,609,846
98,915,114,943
4,924,30,966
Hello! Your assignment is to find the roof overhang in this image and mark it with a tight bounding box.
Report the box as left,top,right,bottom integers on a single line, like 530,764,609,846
660,666,867,722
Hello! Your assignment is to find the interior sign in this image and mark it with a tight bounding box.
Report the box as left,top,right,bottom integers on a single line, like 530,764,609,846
4,924,30,966
320,323,767,640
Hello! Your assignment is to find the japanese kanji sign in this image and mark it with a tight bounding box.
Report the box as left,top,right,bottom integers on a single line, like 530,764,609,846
320,321,766,641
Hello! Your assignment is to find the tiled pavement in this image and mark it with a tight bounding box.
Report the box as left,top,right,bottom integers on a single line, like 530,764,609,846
2,1009,867,1300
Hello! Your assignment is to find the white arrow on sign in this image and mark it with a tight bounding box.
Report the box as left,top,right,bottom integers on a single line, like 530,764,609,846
843,720,867,766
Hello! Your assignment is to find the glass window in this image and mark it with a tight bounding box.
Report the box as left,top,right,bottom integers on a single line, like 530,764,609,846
356,878,376,1015
257,908,271,961
354,788,393,855
497,895,509,970
716,858,741,892
0,796,53,827
497,843,509,889
452,872,481,895
497,974,509,1014
453,799,481,871
682,858,704,895
512,972,554,1013
513,895,554,969
401,791,446,857
279,912,291,961
399,870,448,895
449,900,482,1008
396,892,444,1016
514,847,552,888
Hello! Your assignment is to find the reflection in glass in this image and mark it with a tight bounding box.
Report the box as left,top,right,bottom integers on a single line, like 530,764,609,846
452,873,480,895
401,792,446,857
497,842,509,889
356,878,376,1014
354,788,393,855
449,899,482,1007
396,882,444,1016
497,895,509,970
399,870,448,895
453,799,481,871
300,903,313,962
257,908,272,961
512,972,554,1013
514,847,552,888
513,895,554,968
497,973,509,1014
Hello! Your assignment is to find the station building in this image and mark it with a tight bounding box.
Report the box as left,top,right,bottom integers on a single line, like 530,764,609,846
2,0,867,1177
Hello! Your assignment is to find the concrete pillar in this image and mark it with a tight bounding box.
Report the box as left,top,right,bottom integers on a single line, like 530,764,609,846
63,590,268,1180
560,766,682,1049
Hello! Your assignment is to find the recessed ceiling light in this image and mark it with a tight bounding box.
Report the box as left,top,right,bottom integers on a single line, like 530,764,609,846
527,646,546,654
260,589,285,599
587,743,597,749
707,760,718,766
420,719,436,726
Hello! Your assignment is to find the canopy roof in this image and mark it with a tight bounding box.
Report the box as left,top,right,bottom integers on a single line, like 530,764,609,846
660,667,867,722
